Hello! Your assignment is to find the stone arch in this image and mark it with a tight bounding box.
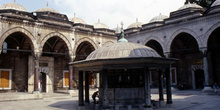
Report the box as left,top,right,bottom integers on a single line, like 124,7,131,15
0,27,37,52
204,22,220,47
40,32,72,54
102,41,114,46
145,39,164,57
73,37,98,55
143,36,165,52
166,28,201,52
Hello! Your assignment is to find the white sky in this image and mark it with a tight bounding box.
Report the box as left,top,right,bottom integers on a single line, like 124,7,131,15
0,0,186,29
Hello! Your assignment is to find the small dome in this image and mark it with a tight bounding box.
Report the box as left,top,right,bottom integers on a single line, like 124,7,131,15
178,3,203,10
86,42,161,60
36,2,59,13
149,14,168,23
211,0,220,7
0,2,27,12
127,18,143,29
71,14,86,24
36,7,59,13
93,19,109,29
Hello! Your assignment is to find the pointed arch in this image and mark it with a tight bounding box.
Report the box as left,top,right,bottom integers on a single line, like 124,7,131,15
166,28,201,52
73,37,98,55
145,39,164,57
0,27,36,52
39,32,72,54
102,41,114,47
143,36,165,52
205,22,220,47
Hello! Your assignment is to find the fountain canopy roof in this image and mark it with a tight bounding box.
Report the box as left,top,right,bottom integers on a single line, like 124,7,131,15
86,41,161,60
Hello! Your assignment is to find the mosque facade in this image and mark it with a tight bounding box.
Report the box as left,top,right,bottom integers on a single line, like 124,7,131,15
0,1,116,93
0,0,220,93
125,1,220,90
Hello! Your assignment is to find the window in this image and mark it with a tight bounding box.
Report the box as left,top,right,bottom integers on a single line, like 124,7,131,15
63,70,69,88
0,69,12,90
3,42,7,53
171,68,177,85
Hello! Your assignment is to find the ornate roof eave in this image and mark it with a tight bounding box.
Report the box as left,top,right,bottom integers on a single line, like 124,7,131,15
206,5,220,14
70,57,178,71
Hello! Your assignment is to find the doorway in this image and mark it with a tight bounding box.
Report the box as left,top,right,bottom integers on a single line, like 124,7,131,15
39,72,46,92
194,69,204,89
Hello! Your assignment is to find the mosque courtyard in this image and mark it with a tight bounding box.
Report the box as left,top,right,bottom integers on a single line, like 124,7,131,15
0,90,219,110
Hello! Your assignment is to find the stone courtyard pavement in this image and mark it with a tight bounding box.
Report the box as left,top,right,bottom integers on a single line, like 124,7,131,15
0,90,219,110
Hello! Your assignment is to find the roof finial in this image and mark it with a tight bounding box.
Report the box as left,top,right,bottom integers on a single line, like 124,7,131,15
136,18,138,22
121,21,124,29
14,0,16,2
98,19,100,23
47,0,49,7
74,13,76,18
118,21,128,42
120,21,124,38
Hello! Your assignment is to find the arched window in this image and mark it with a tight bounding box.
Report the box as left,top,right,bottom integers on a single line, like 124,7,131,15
3,42,7,53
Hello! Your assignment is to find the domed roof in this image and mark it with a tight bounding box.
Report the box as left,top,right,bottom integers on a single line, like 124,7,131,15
127,18,143,29
211,0,220,7
178,3,203,10
36,7,59,13
36,2,59,13
0,1,27,12
71,14,86,24
93,19,109,29
149,14,168,23
86,41,161,60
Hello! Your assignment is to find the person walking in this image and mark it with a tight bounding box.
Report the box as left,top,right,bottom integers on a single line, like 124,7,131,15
213,83,219,93
92,91,99,104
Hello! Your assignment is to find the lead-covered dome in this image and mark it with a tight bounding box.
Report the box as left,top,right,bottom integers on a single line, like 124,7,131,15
127,18,143,29
86,41,161,60
71,14,86,24
211,0,220,7
150,14,168,23
178,3,203,10
93,19,109,29
36,2,59,13
0,2,27,12
36,7,59,13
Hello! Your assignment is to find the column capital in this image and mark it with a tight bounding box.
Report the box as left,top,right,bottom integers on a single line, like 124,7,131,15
164,52,170,58
34,52,41,60
199,47,207,55
69,54,76,62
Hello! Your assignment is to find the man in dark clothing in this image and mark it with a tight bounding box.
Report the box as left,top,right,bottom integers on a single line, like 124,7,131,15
92,91,99,104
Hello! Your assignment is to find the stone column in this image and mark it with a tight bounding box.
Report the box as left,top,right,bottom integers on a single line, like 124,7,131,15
200,48,212,92
164,52,174,90
158,69,164,101
34,58,39,92
102,69,109,109
144,67,152,110
166,66,172,104
85,72,90,103
78,71,84,106
69,65,73,90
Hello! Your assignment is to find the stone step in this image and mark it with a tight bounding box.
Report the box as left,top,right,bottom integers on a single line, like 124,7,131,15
0,92,42,102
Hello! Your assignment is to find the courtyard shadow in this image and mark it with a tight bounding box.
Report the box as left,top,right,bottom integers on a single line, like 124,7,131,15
49,100,78,110
155,90,220,110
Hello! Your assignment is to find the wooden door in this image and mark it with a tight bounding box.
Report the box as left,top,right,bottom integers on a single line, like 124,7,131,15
0,71,10,88
64,72,69,87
